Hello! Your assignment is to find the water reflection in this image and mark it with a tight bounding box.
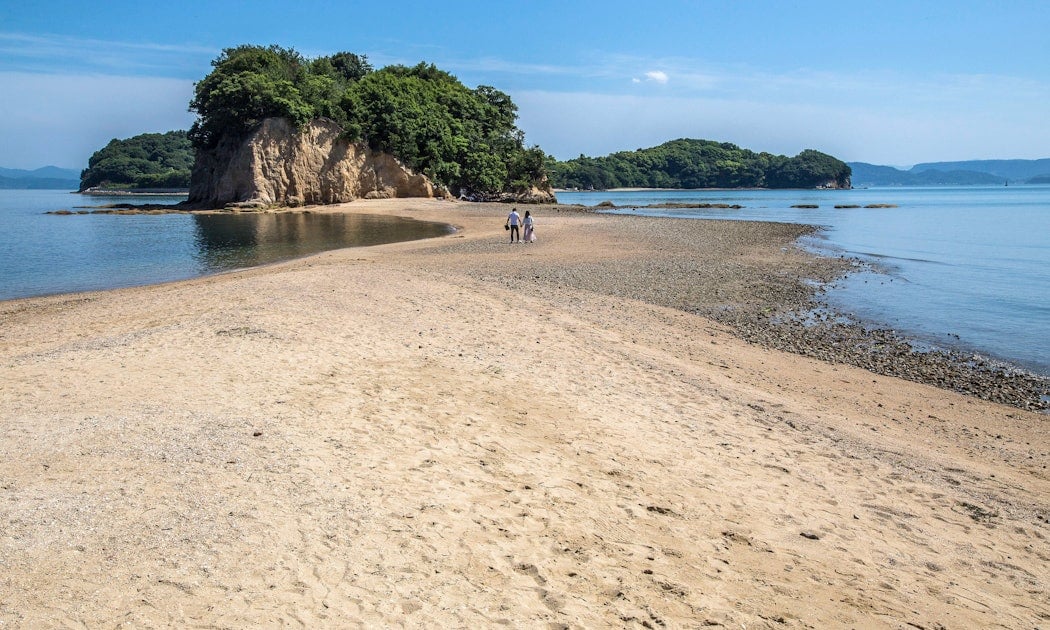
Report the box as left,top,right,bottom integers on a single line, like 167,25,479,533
191,212,453,272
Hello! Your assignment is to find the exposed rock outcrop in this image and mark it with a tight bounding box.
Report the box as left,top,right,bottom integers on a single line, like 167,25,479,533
817,175,852,190
187,118,435,209
520,183,557,204
467,183,557,205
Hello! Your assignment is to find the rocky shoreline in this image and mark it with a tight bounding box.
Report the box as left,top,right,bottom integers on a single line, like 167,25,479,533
711,287,1050,413
78,188,189,196
456,205,1050,412
700,239,1050,413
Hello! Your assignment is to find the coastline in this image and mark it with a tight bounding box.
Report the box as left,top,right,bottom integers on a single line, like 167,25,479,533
26,194,1050,407
77,188,190,196
1,198,1047,627
555,186,769,193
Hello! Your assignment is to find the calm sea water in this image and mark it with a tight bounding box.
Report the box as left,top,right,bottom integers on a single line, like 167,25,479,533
558,186,1050,377
0,189,453,301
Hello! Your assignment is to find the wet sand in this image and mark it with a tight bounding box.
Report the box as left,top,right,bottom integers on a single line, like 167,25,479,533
1,199,1047,627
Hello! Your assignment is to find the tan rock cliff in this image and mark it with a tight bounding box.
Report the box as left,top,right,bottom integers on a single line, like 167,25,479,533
188,118,434,209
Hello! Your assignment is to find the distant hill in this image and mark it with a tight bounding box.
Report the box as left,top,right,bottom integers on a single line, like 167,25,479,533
848,162,1005,186
909,158,1050,182
0,166,80,189
0,166,80,180
0,166,79,189
847,163,914,186
849,157,1050,186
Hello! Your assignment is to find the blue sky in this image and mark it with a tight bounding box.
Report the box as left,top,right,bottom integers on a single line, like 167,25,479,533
2,0,1048,169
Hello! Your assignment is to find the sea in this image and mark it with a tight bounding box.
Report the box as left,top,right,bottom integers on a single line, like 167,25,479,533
0,189,452,302
2,187,1048,378
556,186,1050,378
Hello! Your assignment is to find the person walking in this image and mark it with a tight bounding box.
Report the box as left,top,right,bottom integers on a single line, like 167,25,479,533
522,210,535,243
506,207,521,243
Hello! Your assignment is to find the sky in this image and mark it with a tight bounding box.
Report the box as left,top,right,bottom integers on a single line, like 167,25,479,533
1,0,1048,170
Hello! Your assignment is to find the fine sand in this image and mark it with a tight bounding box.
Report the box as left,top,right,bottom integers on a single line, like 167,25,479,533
1,199,1047,628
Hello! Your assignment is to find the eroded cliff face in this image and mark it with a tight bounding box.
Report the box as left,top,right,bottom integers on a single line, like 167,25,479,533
819,175,852,189
188,118,434,209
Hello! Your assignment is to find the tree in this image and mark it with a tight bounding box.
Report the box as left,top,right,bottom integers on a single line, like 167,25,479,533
329,52,372,82
188,46,547,196
80,131,193,190
341,63,539,195
768,150,852,188
189,45,365,148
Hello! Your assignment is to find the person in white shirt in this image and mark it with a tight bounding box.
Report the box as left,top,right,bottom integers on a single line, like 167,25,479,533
506,208,521,243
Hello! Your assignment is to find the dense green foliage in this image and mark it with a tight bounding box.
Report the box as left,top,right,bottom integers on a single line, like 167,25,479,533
340,64,544,193
79,131,193,190
548,139,851,190
188,46,363,147
189,45,544,196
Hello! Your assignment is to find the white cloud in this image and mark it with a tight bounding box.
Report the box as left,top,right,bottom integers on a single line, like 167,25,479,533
644,70,669,84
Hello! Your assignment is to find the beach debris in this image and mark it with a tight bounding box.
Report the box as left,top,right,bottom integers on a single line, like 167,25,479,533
956,502,999,522
645,504,680,517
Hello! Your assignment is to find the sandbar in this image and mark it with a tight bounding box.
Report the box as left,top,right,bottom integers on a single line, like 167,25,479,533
1,199,1047,627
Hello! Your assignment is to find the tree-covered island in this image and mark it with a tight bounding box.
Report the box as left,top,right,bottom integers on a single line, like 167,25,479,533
187,45,546,200
78,45,852,201
79,131,193,192
548,139,851,190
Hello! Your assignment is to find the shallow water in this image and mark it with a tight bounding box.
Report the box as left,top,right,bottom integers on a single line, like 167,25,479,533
0,190,453,301
558,186,1050,376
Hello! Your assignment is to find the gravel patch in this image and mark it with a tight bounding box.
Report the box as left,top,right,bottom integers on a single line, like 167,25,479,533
428,206,1050,412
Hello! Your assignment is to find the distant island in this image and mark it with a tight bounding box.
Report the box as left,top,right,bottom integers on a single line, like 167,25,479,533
849,158,1050,186
0,166,79,190
548,139,851,190
79,131,192,193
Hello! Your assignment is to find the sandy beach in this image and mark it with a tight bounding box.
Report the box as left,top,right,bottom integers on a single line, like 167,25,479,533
1,198,1047,628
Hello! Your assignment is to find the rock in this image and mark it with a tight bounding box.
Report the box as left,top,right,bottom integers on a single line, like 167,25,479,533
510,184,557,205
466,183,557,205
188,118,433,209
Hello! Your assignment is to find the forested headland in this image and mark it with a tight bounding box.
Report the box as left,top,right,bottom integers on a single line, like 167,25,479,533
547,139,851,190
79,131,193,191
187,45,546,199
